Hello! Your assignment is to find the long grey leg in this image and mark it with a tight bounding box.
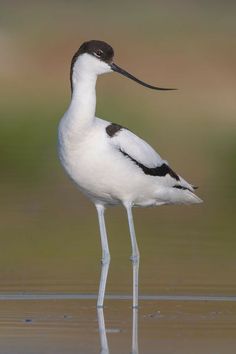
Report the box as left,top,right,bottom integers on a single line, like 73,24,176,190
97,308,109,354
131,308,139,354
96,204,110,308
125,203,140,308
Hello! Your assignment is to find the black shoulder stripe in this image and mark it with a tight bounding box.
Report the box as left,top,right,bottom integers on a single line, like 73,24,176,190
119,149,180,180
106,123,123,137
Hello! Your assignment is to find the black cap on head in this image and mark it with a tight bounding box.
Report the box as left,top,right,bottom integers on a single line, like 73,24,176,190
70,40,114,92
78,40,114,63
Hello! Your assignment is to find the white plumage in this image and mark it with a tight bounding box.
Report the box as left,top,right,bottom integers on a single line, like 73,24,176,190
58,40,202,308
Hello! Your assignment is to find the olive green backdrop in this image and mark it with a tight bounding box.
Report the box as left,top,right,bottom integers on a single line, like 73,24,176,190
0,0,235,295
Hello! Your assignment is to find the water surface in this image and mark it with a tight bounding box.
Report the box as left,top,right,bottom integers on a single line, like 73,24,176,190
0,296,236,354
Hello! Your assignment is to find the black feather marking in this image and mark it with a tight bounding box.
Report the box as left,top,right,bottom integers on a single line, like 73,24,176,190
106,123,123,137
173,185,188,190
119,149,180,180
78,40,114,63
173,185,193,192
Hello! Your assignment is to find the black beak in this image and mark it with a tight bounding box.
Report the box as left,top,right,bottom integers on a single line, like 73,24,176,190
110,63,177,91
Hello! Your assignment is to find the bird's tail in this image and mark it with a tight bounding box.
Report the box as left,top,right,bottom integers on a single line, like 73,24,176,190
156,188,203,205
180,190,203,204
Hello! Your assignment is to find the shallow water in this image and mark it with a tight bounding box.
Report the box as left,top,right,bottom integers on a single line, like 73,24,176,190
1,185,236,352
0,296,236,354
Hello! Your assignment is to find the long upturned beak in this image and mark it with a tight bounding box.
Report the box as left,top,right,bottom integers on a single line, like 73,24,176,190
110,63,177,91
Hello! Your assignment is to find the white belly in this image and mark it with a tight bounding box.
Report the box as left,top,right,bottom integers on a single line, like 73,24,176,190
58,121,159,206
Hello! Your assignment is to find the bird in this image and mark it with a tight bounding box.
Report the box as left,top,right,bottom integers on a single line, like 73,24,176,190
58,40,202,309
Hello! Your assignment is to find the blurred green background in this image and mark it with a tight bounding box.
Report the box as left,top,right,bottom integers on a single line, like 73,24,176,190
0,0,235,295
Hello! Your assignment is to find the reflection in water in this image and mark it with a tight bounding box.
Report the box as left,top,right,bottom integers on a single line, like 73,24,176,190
132,308,139,354
97,308,109,354
97,308,139,354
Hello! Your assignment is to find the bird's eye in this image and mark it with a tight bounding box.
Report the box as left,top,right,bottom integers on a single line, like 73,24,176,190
94,50,103,57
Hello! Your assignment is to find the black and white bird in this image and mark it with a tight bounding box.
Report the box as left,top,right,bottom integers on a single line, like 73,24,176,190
58,40,202,308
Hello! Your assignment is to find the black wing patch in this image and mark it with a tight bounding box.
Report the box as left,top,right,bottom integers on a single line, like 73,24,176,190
119,149,180,180
106,123,123,137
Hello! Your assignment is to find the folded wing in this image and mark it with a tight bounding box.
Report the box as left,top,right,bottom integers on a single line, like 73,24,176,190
106,123,195,192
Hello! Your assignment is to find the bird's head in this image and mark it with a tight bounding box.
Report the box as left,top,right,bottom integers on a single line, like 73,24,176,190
70,40,176,92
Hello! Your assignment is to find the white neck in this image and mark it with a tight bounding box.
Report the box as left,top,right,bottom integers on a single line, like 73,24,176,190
68,70,97,129
59,53,111,143
63,70,97,143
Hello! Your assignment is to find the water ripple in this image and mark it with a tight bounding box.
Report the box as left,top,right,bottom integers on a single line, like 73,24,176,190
0,293,235,302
